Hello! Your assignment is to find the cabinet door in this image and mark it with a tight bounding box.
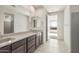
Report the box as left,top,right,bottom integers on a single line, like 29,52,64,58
41,32,43,44
36,35,40,47
12,39,25,50
12,45,25,53
39,32,43,44
26,35,36,53
28,38,35,49
35,32,43,48
0,45,11,53
28,45,35,53
12,39,26,53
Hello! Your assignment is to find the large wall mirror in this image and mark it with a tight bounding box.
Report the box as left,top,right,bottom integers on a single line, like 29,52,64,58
4,13,14,34
31,16,41,29
4,13,29,34
32,17,37,28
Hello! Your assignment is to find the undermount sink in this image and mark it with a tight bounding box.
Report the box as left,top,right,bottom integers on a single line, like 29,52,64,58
0,38,15,43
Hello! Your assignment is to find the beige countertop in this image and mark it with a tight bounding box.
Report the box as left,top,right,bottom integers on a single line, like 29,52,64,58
0,32,37,48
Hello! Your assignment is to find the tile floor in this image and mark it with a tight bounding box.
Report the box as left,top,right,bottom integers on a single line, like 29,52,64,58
34,39,68,53
48,30,57,39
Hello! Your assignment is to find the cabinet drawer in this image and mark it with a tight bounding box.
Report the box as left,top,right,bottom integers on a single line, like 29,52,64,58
12,39,25,50
36,37,40,47
28,45,35,53
12,45,25,53
0,45,11,53
28,35,36,42
28,39,35,49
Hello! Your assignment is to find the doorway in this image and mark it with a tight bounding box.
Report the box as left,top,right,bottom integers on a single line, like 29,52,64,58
47,14,58,40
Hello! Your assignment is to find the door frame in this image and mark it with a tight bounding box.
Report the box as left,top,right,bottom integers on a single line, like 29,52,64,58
46,15,48,41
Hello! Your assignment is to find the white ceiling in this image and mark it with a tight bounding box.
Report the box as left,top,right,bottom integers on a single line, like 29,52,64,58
44,5,66,12
20,5,35,13
21,5,66,13
33,5,66,12
33,5,44,9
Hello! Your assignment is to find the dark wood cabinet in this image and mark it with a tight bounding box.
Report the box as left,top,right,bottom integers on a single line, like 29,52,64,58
0,32,43,53
40,32,43,44
12,39,26,53
0,45,11,53
26,35,36,53
36,32,43,48
36,34,40,47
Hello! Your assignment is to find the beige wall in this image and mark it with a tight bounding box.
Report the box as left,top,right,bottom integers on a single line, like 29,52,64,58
64,6,71,52
14,14,28,33
57,11,64,40
71,5,79,12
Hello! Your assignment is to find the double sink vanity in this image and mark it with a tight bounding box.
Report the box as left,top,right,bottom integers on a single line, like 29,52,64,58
0,31,43,53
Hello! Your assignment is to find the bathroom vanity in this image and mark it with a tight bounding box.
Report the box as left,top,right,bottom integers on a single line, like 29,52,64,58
0,31,43,53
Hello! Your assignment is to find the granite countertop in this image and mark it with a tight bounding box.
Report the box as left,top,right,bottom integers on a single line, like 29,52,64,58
0,32,37,48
